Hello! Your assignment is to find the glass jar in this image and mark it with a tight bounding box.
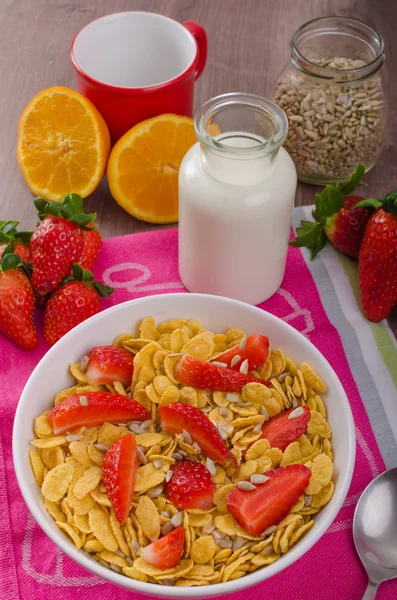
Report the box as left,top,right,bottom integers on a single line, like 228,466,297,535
273,16,386,185
178,93,297,305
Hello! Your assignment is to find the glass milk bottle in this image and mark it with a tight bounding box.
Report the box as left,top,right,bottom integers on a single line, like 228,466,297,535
178,93,297,305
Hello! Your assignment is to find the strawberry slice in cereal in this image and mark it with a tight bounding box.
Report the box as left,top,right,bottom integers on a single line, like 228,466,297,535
174,354,270,392
102,434,139,524
212,334,270,372
165,461,215,509
84,345,134,387
47,391,150,434
160,402,236,467
140,526,185,569
227,464,311,535
259,406,311,451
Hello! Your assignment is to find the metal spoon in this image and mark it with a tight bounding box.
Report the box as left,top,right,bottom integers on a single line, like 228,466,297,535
353,467,397,599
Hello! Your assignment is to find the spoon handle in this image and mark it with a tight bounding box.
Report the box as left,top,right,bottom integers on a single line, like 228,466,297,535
362,581,379,599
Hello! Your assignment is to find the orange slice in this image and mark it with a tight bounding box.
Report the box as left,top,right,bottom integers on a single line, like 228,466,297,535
17,86,110,200
107,114,197,224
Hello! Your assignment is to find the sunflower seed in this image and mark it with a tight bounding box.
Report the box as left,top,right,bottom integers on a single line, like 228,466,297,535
230,355,241,368
288,407,305,419
147,485,164,498
226,393,240,403
182,429,193,445
214,536,233,549
232,537,246,551
262,525,277,536
172,452,183,461
206,457,217,476
79,355,89,371
94,443,109,452
260,406,270,420
212,361,228,368
140,419,152,431
250,474,270,484
239,335,247,350
66,434,83,442
170,511,183,527
202,521,216,534
110,564,122,573
136,445,148,464
237,481,256,491
239,359,249,374
128,422,143,434
79,395,88,406
162,522,174,535
165,470,173,482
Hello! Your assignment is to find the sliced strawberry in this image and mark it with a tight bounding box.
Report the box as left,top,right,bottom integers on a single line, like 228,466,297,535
85,346,134,387
227,464,311,535
102,434,139,524
47,391,150,435
140,526,184,570
174,354,270,393
160,402,236,468
260,406,311,451
213,334,269,372
165,461,215,510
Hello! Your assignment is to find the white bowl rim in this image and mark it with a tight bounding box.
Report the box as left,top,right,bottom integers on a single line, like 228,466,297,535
13,293,356,598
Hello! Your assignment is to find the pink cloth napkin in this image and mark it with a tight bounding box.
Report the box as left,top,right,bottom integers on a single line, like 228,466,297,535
2,227,396,600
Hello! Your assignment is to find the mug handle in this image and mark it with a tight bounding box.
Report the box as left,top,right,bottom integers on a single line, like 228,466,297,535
183,21,208,80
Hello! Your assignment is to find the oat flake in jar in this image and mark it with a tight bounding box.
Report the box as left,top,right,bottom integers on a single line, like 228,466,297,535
274,16,386,184
178,93,297,305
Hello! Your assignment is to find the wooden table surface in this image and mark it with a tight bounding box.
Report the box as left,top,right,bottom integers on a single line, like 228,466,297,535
1,0,396,329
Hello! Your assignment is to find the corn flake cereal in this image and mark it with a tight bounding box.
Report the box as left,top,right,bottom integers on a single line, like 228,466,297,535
29,315,334,589
41,462,73,502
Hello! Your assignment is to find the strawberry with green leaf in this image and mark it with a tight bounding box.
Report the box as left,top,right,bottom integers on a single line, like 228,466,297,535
355,191,397,322
290,164,372,259
44,263,113,345
31,193,96,295
0,221,32,263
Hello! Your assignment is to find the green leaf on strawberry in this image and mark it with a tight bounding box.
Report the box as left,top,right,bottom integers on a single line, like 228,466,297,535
290,164,371,260
1,252,21,271
0,222,32,263
34,193,96,230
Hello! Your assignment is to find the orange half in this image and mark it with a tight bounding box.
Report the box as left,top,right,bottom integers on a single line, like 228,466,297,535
107,114,197,224
17,86,110,200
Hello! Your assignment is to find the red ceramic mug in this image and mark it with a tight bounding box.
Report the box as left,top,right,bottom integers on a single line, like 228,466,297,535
71,12,207,143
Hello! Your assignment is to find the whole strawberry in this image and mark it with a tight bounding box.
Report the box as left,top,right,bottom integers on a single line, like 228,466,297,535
356,192,397,322
323,195,371,258
44,264,113,345
31,193,95,295
0,253,37,349
80,224,102,270
290,165,371,259
0,221,32,263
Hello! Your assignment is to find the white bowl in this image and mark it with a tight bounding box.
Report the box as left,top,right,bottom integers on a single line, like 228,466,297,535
13,293,355,598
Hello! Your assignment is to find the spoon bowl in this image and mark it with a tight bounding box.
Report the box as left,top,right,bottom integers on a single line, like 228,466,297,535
353,467,397,599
